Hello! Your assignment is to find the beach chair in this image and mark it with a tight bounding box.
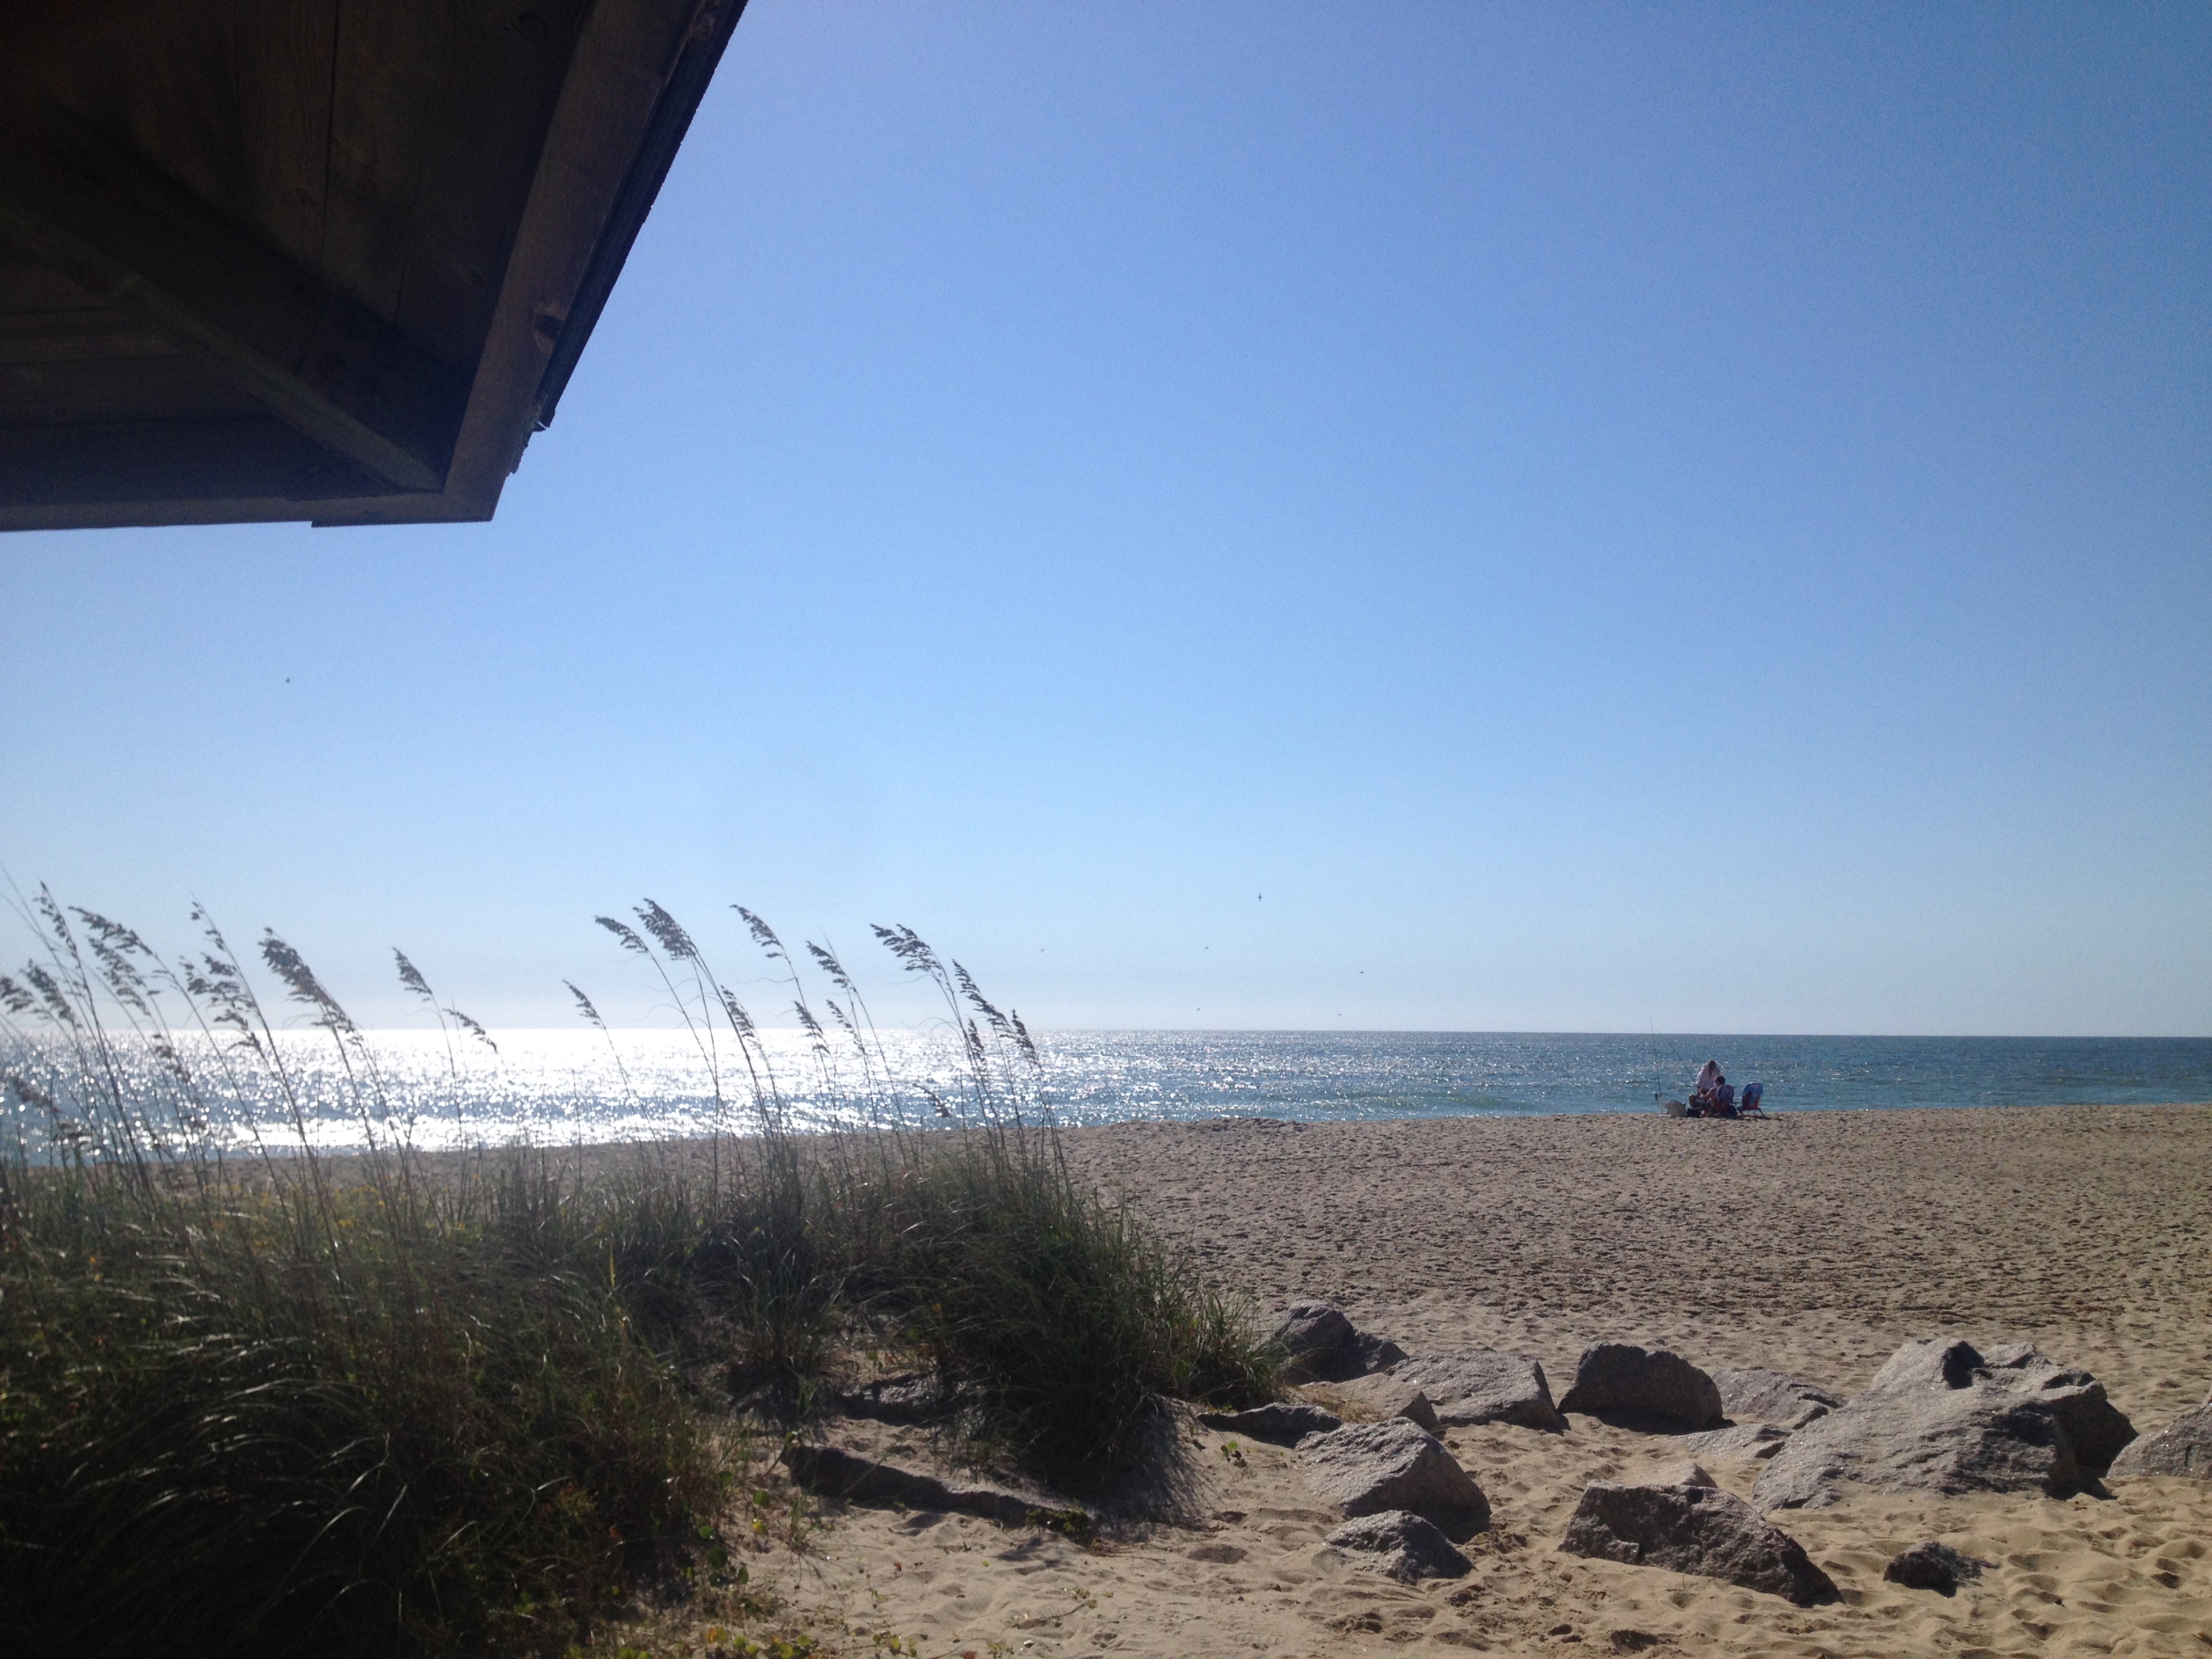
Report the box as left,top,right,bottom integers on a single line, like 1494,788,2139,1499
1739,1082,1766,1115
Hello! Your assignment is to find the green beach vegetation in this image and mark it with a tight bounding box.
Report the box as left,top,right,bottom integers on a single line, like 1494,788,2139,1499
0,892,1277,1658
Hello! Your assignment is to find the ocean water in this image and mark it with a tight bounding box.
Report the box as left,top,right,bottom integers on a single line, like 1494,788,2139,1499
10,1026,2207,1155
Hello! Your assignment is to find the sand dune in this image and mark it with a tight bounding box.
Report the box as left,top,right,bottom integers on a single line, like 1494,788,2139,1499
744,1104,2212,1658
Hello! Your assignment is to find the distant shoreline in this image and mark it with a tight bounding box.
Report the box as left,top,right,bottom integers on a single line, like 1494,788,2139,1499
13,1029,2204,1151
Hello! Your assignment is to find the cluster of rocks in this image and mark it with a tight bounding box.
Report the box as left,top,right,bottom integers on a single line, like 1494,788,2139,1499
785,1298,2210,1613
1298,1414,1492,1586
1263,1299,2206,1601
1204,1305,1508,1586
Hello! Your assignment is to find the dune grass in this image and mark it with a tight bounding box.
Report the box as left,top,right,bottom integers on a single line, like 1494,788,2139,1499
0,891,1278,1658
1,1159,717,1658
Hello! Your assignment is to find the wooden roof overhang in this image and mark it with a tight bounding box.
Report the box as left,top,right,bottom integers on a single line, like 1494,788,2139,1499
0,0,745,531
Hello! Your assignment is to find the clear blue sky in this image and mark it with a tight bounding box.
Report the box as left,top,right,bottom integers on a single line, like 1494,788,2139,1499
4,1,2207,1036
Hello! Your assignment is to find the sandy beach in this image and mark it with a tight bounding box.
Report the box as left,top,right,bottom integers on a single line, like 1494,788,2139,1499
749,1103,2212,1659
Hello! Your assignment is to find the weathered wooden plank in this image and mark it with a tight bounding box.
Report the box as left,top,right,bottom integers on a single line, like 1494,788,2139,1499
0,309,177,365
233,0,342,273
436,0,733,511
0,415,386,510
0,351,252,425
1,3,339,281
0,246,112,313
0,0,742,529
322,0,456,319
2,3,249,230
394,1,588,371
0,127,468,490
533,0,746,429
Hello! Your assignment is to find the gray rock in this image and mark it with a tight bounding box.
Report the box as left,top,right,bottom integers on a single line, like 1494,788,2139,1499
1326,1509,1473,1582
1560,1479,1839,1605
1883,1540,1990,1593
1713,1368,1844,1429
1755,1337,2134,1511
1643,1460,1717,1490
1355,1332,1411,1372
1673,1422,1793,1462
782,1444,1052,1528
1277,1300,1355,1360
1196,1402,1343,1444
1390,1350,1565,1431
2108,1402,2212,1479
1297,1418,1490,1535
1559,1343,1725,1430
1274,1300,1407,1382
1972,1343,2136,1473
1331,1373,1442,1433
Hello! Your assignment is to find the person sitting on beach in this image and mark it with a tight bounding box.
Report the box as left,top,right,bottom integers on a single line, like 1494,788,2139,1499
1689,1059,1722,1112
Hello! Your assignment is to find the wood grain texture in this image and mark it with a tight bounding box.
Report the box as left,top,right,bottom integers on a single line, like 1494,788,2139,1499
434,0,704,510
0,415,386,509
0,352,254,426
394,2,588,371
321,0,453,318
0,130,468,488
233,1,341,274
0,0,731,526
0,310,180,366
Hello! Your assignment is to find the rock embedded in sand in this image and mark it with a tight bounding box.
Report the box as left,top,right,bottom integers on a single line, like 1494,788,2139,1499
1329,1372,1442,1432
1388,1349,1565,1431
1297,1418,1490,1533
1753,1337,2137,1511
2108,1401,2212,1479
1276,1299,1356,1359
1325,1509,1473,1582
1883,1540,1990,1593
1273,1300,1407,1382
1558,1343,1725,1430
1559,1477,1839,1606
1672,1422,1793,1462
1973,1342,2137,1472
1195,1401,1343,1444
1712,1368,1843,1429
